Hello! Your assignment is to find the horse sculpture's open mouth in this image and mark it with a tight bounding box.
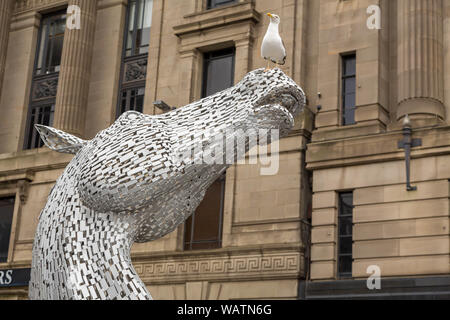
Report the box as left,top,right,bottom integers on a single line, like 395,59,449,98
253,89,302,131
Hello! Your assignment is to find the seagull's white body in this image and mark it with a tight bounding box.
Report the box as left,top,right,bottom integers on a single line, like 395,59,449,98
261,15,286,65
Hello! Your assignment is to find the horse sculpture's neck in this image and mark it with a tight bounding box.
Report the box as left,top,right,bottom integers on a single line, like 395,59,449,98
29,157,152,300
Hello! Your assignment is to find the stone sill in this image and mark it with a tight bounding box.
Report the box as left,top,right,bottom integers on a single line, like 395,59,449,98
312,122,386,143
0,148,72,176
174,1,260,37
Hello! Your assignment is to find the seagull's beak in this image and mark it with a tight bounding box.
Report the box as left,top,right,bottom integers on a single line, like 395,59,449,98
267,13,273,18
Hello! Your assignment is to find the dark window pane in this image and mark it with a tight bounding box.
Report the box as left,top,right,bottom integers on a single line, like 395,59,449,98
0,197,15,263
119,87,145,115
344,78,356,94
207,0,237,9
343,108,355,126
342,54,356,126
339,236,352,255
49,36,64,73
340,193,353,215
36,24,48,75
202,48,235,97
135,88,145,112
126,1,136,55
338,217,352,236
344,93,355,108
343,55,356,76
25,104,55,150
184,177,225,251
338,256,352,277
338,192,353,278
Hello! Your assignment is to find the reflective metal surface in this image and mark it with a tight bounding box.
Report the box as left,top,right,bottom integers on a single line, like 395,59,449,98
29,68,305,300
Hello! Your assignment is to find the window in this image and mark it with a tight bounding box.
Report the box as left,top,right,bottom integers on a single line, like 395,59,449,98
202,48,235,97
338,192,353,278
24,11,66,150
125,0,153,57
35,13,66,75
0,197,15,263
120,88,145,114
342,54,356,126
26,104,55,150
117,0,153,117
183,48,235,251
207,0,238,10
184,176,225,250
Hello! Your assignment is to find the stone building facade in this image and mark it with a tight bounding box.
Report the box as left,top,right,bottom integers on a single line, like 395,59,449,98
0,0,449,300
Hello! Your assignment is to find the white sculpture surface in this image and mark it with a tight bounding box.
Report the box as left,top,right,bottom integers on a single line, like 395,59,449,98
29,68,306,300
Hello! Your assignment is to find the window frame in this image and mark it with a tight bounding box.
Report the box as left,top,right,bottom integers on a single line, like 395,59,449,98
182,47,235,251
337,191,354,279
201,47,236,98
35,11,67,76
183,174,226,251
341,53,357,126
0,196,16,264
206,0,238,10
24,10,66,150
25,103,56,150
124,0,153,57
117,0,153,118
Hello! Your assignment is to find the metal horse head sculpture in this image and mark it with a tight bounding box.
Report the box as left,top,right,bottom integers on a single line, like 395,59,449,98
29,68,306,300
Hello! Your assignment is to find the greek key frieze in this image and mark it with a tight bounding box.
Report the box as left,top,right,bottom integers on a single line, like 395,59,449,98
135,254,301,280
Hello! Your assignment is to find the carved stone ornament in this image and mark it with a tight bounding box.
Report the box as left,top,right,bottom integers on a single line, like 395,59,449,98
28,68,306,300
33,78,59,100
124,59,148,83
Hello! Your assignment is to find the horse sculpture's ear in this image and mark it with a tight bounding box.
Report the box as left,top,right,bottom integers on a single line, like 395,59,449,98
35,124,87,154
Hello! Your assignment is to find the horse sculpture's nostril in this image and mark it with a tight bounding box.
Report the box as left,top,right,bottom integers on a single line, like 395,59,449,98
280,94,298,113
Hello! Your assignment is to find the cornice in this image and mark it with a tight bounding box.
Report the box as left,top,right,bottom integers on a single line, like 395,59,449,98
173,1,260,38
14,0,68,14
306,125,450,170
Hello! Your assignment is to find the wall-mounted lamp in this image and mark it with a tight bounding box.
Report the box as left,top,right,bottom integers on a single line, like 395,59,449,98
397,115,422,191
153,100,176,113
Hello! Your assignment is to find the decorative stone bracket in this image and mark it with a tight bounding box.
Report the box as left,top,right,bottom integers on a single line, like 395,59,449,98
0,171,34,204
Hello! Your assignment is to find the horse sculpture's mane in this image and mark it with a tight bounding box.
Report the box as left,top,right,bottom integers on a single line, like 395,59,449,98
29,68,305,300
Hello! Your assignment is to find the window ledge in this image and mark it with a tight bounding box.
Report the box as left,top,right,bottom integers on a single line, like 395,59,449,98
0,148,72,176
174,1,260,37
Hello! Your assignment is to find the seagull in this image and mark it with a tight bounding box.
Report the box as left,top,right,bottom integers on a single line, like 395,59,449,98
261,13,286,71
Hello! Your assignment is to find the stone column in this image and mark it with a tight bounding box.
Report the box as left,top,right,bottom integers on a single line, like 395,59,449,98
397,0,445,120
54,0,97,137
0,0,14,98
